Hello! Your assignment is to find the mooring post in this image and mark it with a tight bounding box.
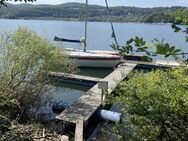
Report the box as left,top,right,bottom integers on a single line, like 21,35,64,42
75,117,84,141
61,135,69,141
98,81,109,106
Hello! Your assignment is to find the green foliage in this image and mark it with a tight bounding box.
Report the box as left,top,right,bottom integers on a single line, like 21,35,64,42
111,37,183,62
0,3,187,24
112,24,188,63
110,9,188,140
112,68,188,140
0,27,75,131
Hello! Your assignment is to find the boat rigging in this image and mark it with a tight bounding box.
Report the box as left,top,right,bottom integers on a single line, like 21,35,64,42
54,0,118,51
53,0,122,68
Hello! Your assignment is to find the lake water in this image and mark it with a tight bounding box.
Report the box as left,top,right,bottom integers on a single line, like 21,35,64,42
0,19,187,52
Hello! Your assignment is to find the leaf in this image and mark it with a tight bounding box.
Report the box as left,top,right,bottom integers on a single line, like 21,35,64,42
110,44,120,51
136,47,146,52
152,38,159,43
169,46,175,52
0,1,7,7
0,0,36,6
141,56,153,62
184,59,188,64
134,36,146,47
156,44,166,54
146,52,151,56
186,27,188,34
171,23,181,32
164,54,171,58
126,38,134,45
173,49,182,53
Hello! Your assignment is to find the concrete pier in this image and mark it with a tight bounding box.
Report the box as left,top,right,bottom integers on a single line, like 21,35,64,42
53,59,183,140
48,72,101,86
123,60,182,69
56,63,137,123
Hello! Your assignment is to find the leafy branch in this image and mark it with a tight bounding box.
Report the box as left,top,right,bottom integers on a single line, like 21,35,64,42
111,24,188,63
0,0,36,6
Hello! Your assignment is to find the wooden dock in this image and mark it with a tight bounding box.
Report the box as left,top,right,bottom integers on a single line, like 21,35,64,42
56,63,137,123
48,72,101,86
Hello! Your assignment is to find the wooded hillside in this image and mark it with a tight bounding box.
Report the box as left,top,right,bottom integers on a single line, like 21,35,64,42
0,2,187,24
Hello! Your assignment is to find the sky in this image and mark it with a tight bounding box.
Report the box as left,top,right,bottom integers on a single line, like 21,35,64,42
9,0,188,7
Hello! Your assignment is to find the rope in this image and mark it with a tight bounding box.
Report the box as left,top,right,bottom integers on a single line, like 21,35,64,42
105,0,119,46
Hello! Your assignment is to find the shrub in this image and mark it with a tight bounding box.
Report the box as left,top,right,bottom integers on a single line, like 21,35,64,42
0,27,76,130
113,68,188,140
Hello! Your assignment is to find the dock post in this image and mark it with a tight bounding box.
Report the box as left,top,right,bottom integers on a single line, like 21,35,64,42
98,81,109,106
61,135,69,141
75,117,84,141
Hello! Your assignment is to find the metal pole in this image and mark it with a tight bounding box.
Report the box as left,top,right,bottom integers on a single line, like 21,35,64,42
84,0,88,52
98,81,109,106
105,0,118,46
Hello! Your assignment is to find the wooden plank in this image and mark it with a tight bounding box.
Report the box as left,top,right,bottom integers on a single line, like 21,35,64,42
56,63,137,123
48,72,101,82
75,117,84,141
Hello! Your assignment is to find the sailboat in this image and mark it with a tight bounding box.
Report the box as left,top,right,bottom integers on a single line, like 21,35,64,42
54,0,122,68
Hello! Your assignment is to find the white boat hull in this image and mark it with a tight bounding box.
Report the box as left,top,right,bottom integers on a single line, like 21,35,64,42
73,58,121,68
66,49,122,68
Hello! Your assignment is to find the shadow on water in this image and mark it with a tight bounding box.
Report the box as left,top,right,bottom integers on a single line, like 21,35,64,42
35,81,90,122
77,67,114,78
51,81,90,92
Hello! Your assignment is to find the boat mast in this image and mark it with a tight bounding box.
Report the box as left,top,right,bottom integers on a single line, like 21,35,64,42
84,0,88,52
105,0,118,46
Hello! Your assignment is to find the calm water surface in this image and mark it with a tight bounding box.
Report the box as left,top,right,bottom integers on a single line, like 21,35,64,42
0,19,187,52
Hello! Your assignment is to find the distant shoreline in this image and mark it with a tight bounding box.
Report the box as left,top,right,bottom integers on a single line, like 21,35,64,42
0,18,177,25
0,3,187,25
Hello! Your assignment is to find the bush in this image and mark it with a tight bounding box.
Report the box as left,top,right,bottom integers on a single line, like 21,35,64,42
0,27,76,131
113,68,188,140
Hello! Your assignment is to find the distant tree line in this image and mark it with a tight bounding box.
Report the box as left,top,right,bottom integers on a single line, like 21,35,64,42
0,2,187,24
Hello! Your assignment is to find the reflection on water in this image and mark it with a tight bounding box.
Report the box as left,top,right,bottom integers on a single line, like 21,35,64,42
36,82,90,121
50,82,90,104
31,67,113,121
